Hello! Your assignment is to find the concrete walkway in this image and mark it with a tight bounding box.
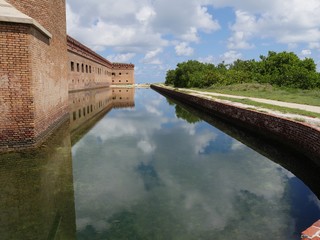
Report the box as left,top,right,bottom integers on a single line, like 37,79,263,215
181,88,320,114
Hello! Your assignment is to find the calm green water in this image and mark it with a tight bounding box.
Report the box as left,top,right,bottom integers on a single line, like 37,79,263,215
0,88,319,240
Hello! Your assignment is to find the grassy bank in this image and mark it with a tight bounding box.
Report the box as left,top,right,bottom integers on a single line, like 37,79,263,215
191,83,320,107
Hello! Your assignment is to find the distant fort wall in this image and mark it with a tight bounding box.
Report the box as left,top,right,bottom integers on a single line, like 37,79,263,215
0,0,134,151
67,36,135,92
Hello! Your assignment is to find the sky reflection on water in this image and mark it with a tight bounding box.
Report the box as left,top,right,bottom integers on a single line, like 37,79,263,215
72,89,320,240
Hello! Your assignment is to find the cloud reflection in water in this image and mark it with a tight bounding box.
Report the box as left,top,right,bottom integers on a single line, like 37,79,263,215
72,89,318,240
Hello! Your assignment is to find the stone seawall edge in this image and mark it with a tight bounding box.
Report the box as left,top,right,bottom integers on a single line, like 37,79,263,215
151,85,320,163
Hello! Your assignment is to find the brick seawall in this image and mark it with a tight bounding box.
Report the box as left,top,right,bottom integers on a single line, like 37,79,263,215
151,85,320,163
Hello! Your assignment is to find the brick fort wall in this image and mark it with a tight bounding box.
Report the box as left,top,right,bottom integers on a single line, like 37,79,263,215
0,23,34,148
67,36,135,91
0,0,69,150
0,0,135,150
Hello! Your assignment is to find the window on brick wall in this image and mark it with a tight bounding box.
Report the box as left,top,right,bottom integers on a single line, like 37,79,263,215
73,112,76,121
119,72,122,75
112,73,115,76
89,66,92,73
86,65,88,73
77,63,80,72
71,62,75,71
82,64,84,73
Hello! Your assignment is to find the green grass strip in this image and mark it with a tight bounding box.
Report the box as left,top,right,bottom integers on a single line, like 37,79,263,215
190,83,320,107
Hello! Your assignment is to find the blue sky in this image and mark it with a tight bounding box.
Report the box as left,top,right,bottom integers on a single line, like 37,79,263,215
66,0,320,83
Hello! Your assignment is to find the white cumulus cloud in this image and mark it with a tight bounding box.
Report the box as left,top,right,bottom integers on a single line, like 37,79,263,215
223,0,320,49
107,53,136,63
66,0,220,55
220,51,242,64
301,49,312,56
175,42,194,56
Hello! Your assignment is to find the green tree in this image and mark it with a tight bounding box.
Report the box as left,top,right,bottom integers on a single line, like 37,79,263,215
165,69,176,85
164,51,320,90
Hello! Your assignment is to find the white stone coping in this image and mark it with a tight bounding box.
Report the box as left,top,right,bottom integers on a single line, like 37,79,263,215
0,0,52,38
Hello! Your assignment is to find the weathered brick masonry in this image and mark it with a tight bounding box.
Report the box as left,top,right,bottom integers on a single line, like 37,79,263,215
151,85,320,163
0,0,69,150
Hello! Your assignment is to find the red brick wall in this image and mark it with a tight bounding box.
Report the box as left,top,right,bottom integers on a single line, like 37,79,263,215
0,1,134,150
0,23,35,148
67,36,135,90
112,63,135,85
0,1,68,150
68,51,112,91
151,85,320,163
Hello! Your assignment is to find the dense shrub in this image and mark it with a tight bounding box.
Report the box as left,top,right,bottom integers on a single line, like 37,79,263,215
165,51,320,89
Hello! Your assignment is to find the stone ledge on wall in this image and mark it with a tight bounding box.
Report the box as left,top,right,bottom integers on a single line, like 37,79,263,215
0,0,51,38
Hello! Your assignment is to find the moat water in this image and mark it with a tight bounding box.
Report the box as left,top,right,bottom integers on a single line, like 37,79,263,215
0,88,320,240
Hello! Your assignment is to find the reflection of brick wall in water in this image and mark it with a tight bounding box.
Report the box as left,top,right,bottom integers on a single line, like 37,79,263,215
112,88,135,108
69,88,114,132
69,88,135,134
0,1,69,150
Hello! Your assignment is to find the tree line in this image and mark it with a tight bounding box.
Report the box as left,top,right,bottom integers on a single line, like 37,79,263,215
165,51,320,89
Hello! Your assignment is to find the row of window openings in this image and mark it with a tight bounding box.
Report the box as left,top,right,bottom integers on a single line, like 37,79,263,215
113,97,130,100
73,105,93,121
113,90,129,92
70,62,107,75
71,61,129,76
72,98,112,121
112,80,129,83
